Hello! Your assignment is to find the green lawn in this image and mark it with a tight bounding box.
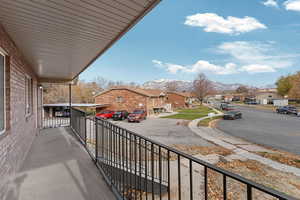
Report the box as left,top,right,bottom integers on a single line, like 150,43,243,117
162,105,215,120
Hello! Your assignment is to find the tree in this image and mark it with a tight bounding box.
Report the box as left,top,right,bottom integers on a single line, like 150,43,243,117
289,80,300,99
236,86,249,94
43,84,69,104
43,80,102,104
165,81,178,92
193,73,215,104
93,76,109,90
276,75,293,96
288,72,300,99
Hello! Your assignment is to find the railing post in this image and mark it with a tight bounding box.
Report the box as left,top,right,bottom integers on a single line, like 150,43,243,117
69,83,72,128
95,117,98,163
84,112,87,146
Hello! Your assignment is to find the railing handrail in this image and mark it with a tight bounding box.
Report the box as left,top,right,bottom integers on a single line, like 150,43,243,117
70,106,86,115
96,117,296,199
72,107,297,200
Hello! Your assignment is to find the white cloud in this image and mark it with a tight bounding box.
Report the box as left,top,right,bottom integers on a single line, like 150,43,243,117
154,41,297,75
184,13,267,35
239,64,276,73
262,0,279,8
153,60,238,75
284,0,300,11
152,60,162,66
217,41,295,69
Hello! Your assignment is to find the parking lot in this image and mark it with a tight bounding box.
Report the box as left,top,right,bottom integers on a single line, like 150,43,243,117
112,118,214,147
217,105,300,155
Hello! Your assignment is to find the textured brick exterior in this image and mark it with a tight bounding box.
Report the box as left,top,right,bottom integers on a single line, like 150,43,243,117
166,92,188,109
0,24,39,197
95,89,167,115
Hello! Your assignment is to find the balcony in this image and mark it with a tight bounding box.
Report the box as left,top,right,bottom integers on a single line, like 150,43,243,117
6,127,115,200
26,107,294,200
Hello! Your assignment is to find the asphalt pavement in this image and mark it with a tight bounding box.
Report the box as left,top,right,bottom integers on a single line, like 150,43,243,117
112,118,214,147
217,105,300,155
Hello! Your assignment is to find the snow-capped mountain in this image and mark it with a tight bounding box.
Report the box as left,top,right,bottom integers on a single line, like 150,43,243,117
143,79,193,91
142,79,245,92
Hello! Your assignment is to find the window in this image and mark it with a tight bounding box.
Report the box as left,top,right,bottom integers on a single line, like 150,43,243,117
116,96,123,103
25,75,33,116
0,52,5,134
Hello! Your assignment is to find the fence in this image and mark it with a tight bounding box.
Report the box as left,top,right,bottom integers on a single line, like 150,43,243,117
42,117,70,129
70,107,297,200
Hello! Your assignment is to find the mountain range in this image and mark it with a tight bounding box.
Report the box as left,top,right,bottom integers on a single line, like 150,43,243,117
142,79,247,92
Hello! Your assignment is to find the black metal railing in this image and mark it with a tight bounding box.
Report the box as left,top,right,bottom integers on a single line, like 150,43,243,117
70,108,86,144
70,107,297,200
42,117,70,129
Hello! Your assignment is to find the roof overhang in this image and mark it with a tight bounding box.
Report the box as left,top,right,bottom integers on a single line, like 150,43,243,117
0,0,161,83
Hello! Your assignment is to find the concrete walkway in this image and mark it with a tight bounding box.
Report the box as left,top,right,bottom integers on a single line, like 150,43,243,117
148,111,179,118
4,127,116,200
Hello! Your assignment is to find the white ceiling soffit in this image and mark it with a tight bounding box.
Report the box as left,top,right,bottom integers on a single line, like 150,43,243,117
0,0,160,82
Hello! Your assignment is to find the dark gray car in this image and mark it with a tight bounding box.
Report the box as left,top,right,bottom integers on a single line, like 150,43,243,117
223,111,242,120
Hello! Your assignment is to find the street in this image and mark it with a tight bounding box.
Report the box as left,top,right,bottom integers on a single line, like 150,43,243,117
217,105,300,155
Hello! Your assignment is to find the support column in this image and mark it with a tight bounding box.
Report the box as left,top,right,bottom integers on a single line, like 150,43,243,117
69,83,72,127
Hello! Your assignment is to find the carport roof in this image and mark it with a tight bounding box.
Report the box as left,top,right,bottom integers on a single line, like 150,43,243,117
43,103,109,108
0,0,161,83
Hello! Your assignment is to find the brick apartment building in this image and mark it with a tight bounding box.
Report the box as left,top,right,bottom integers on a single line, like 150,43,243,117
0,24,42,196
166,91,197,109
94,87,169,116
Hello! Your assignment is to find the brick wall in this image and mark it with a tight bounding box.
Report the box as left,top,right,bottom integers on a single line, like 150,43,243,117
95,89,148,113
95,89,169,115
146,96,167,115
166,92,187,109
0,24,39,197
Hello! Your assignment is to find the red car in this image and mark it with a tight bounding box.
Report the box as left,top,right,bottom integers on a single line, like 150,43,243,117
95,110,115,119
127,109,147,122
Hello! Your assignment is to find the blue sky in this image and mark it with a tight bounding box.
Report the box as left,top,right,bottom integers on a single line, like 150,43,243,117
80,0,300,87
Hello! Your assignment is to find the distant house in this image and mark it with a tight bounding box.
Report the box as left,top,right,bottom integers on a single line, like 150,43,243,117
94,87,168,116
166,91,197,109
255,89,283,104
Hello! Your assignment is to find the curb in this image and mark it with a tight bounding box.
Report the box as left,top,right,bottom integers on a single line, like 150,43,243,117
188,113,300,177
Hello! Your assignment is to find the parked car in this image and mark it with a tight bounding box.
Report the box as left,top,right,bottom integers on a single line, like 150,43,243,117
220,103,234,111
276,106,298,115
55,110,70,117
112,110,129,121
223,111,242,120
95,110,115,119
232,96,241,102
127,109,147,122
244,101,258,105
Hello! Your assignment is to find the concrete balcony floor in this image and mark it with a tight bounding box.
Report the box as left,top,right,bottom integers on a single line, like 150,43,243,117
6,127,116,200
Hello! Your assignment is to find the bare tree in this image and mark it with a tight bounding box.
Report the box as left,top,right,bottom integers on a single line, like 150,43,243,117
43,80,102,104
93,76,109,90
193,73,215,104
236,86,249,94
165,81,178,92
